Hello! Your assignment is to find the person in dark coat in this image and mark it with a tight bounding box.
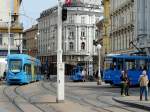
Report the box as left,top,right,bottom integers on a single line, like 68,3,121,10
120,70,129,96
124,71,130,96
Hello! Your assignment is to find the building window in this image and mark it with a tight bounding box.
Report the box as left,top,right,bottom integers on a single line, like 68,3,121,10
81,42,85,50
69,31,74,37
69,15,74,23
0,34,2,45
81,16,85,24
81,28,85,37
10,33,14,46
69,42,74,50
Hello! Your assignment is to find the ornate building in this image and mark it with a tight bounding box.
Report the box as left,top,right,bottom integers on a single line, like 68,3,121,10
38,1,102,74
110,0,150,55
110,0,134,54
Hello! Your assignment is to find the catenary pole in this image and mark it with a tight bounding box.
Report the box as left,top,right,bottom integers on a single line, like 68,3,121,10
56,0,65,103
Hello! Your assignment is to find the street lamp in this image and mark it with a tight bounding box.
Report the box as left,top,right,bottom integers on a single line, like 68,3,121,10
97,44,102,85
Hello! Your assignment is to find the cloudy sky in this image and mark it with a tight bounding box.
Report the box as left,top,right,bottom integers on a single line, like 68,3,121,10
20,0,57,29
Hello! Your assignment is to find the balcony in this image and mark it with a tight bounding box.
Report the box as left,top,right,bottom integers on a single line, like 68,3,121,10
0,45,18,50
0,22,23,29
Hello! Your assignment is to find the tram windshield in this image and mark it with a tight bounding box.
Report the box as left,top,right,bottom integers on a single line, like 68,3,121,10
9,59,22,73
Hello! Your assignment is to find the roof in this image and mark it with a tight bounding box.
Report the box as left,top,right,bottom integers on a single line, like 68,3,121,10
7,54,41,65
106,54,150,60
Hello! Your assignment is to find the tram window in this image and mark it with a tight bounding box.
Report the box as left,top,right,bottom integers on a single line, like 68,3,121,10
117,65,121,70
110,63,114,70
24,64,31,75
37,66,41,74
104,58,113,70
34,66,37,75
126,61,135,70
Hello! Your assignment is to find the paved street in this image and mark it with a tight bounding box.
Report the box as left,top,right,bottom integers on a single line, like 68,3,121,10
0,78,150,112
0,85,22,112
1,0,150,112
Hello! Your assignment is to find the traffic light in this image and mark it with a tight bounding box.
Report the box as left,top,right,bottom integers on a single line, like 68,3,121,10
65,0,72,6
62,7,67,21
93,40,98,46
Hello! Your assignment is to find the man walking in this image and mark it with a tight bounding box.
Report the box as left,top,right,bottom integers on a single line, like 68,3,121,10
139,70,149,101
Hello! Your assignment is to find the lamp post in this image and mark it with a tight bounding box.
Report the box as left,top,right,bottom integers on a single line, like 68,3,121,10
97,44,102,85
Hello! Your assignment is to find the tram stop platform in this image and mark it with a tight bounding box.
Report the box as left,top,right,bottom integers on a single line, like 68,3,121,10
30,94,104,112
113,95,150,111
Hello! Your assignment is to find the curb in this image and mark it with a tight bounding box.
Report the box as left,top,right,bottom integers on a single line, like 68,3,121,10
112,97,150,111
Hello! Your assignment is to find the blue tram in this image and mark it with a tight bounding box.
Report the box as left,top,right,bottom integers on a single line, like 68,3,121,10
70,66,83,81
6,54,43,84
103,54,150,86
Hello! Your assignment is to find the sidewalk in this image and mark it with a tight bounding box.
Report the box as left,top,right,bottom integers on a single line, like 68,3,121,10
31,94,104,112
113,95,150,111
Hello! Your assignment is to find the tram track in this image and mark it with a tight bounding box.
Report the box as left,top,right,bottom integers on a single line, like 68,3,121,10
41,82,110,112
3,86,24,112
95,96,137,112
3,85,46,112
15,86,47,112
41,81,139,112
69,90,136,112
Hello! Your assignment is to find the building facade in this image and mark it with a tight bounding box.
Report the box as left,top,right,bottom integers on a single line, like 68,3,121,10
110,0,150,55
23,25,38,57
110,0,134,54
38,1,102,74
0,0,23,57
101,0,111,54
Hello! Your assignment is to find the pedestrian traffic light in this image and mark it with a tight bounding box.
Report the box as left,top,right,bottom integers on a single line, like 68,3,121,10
62,7,67,21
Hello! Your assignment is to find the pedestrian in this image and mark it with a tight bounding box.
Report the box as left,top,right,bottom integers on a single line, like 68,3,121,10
138,70,149,101
95,70,98,80
81,68,86,82
3,70,6,80
44,70,47,80
47,72,50,80
124,71,130,96
120,70,128,96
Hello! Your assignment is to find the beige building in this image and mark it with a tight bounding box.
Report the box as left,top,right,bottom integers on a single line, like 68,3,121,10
23,25,38,57
0,0,23,57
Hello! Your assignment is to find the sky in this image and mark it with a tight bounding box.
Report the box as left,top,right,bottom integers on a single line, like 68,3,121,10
20,0,57,29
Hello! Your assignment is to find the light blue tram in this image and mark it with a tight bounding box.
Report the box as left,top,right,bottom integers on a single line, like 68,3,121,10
103,54,150,86
6,54,43,84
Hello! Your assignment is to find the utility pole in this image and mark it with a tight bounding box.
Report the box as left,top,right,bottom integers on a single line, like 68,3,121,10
56,0,65,103
8,10,11,55
20,33,23,53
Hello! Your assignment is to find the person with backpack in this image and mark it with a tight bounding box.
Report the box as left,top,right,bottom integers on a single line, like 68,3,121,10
139,70,149,101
